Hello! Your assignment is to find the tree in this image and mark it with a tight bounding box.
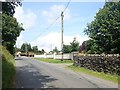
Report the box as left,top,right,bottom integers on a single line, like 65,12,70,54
63,38,79,53
32,46,38,53
2,14,24,55
79,41,87,53
63,45,71,53
20,43,33,52
21,43,26,52
84,2,120,54
41,49,45,54
70,37,79,52
2,2,22,17
27,43,32,51
53,46,59,53
2,2,24,55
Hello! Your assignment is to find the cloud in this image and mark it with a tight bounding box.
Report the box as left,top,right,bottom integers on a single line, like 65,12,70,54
14,6,37,30
16,33,24,48
42,5,71,24
30,32,89,52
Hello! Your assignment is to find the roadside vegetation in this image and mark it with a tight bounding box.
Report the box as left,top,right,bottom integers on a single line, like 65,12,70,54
35,58,73,63
1,45,15,88
1,2,23,88
67,65,120,83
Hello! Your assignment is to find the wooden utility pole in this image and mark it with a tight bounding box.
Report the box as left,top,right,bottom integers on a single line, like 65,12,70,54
61,12,64,61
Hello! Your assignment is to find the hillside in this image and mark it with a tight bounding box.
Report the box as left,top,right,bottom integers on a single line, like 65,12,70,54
0,45,15,88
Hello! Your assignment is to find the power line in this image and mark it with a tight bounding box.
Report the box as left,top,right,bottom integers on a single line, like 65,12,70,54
63,0,71,13
46,0,71,30
32,0,71,41
45,15,61,30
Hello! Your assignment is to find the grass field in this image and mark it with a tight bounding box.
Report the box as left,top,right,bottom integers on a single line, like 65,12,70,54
35,58,73,63
1,45,15,88
67,65,120,84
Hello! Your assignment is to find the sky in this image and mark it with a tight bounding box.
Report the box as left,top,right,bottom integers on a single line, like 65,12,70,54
14,1,105,52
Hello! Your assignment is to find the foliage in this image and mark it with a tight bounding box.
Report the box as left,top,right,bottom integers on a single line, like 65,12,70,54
2,2,23,55
2,2,22,16
32,46,38,53
63,45,71,53
80,39,103,54
21,43,35,52
63,37,79,53
0,45,15,88
0,13,1,42
2,14,24,55
79,41,86,53
70,37,79,52
84,2,120,54
41,49,45,53
53,46,59,53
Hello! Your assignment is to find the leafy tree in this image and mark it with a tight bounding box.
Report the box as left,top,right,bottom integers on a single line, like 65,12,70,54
27,43,32,51
2,1,23,55
2,2,22,16
41,49,45,54
84,2,120,54
0,13,2,43
53,46,59,53
2,14,24,55
20,43,26,52
79,41,87,53
63,38,79,53
32,46,38,53
70,37,79,52
63,45,71,53
20,43,33,52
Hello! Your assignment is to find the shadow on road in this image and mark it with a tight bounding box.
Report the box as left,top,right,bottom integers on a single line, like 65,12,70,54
16,62,58,88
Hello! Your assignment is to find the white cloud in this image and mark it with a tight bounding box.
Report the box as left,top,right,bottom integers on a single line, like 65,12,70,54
16,33,24,48
42,5,71,24
14,6,37,30
30,32,89,52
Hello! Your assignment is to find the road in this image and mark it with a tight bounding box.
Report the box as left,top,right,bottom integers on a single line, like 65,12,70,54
16,56,118,88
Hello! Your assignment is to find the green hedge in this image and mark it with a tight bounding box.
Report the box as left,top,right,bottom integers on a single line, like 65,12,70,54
0,45,15,88
73,55,120,75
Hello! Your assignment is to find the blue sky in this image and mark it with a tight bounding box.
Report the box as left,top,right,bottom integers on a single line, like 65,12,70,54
14,2,105,52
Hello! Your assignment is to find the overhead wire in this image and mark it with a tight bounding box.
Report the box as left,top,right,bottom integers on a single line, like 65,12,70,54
32,0,71,41
63,0,71,13
46,0,71,30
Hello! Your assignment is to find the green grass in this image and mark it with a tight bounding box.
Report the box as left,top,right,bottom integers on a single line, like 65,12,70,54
67,65,120,83
35,58,73,63
0,45,15,88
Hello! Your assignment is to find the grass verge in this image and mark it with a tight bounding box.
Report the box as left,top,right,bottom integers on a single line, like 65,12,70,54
0,45,15,88
35,58,73,63
67,65,120,84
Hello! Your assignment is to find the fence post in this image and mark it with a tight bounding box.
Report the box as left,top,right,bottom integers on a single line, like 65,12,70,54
44,53,46,58
54,52,56,59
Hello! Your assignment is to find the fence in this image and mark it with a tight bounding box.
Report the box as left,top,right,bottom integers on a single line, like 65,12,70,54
73,54,120,75
34,52,78,60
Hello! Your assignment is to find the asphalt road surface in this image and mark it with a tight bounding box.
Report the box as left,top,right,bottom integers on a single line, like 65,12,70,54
16,56,118,88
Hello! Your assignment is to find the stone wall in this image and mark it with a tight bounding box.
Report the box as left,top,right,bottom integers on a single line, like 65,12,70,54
73,55,120,75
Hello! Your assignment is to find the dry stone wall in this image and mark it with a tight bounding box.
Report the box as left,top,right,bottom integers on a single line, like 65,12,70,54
73,55,120,75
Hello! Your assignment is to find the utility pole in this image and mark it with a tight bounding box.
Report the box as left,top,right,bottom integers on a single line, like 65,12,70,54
61,12,64,61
